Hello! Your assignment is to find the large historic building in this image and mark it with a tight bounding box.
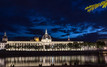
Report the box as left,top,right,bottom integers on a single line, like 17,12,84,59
0,29,84,51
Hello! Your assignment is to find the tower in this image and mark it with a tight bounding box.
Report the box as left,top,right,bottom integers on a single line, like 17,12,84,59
68,36,70,41
2,32,8,42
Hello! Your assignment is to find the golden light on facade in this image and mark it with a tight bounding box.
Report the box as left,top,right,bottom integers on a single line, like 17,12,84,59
34,37,39,42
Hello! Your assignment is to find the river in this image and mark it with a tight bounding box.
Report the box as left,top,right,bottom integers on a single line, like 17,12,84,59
0,54,107,67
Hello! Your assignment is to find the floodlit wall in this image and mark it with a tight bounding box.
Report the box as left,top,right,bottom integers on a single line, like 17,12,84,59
0,43,6,50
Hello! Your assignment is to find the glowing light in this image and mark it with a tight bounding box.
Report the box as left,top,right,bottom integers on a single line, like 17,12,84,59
34,37,40,42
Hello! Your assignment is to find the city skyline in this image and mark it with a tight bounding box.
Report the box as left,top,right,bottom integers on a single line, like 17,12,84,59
0,0,107,42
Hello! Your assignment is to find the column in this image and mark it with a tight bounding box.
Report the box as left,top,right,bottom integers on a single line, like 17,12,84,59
43,45,45,51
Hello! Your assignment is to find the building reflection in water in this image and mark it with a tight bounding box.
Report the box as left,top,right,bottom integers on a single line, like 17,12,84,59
0,55,107,67
0,58,5,67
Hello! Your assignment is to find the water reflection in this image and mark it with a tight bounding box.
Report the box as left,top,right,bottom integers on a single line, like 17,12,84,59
0,55,107,67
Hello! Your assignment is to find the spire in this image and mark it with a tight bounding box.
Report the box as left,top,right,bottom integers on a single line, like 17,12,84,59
4,32,6,36
45,29,48,34
68,35,70,41
2,32,8,42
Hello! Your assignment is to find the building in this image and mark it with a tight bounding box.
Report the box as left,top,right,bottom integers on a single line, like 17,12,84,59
0,32,8,50
2,32,8,42
0,29,84,51
97,39,107,45
0,42,6,50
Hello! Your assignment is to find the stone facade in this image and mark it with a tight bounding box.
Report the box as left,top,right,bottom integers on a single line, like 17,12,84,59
0,30,84,51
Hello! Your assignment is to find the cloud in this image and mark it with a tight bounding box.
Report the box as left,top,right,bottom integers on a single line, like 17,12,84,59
8,32,34,37
28,15,105,39
0,13,105,40
98,28,107,34
50,22,104,39
28,16,105,39
51,31,66,38
31,25,60,30
98,32,107,34
98,29,107,39
29,17,61,31
7,25,35,37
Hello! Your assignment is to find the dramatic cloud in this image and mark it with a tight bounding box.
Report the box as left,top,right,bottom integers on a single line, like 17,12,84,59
50,22,104,39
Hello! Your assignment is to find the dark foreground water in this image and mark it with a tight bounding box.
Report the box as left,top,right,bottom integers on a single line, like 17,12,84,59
1,54,107,67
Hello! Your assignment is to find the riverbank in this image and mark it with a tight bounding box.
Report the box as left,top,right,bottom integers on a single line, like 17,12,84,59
0,50,106,57
7,64,107,67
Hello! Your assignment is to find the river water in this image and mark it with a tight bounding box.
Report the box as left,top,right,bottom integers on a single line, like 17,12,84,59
1,54,107,67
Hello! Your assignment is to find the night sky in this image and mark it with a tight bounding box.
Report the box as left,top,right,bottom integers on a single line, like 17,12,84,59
0,0,107,42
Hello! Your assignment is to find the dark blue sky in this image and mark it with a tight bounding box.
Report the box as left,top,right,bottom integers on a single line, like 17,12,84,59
0,0,107,42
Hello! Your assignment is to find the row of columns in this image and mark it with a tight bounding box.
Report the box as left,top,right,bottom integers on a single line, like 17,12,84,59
6,43,96,51
6,43,69,51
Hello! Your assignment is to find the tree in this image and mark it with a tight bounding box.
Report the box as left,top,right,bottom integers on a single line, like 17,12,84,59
85,0,107,12
67,43,73,49
73,42,80,50
5,44,10,49
96,41,106,49
58,44,63,50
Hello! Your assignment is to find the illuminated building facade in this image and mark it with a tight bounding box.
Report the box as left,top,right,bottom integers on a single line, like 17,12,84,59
0,29,84,51
97,39,107,45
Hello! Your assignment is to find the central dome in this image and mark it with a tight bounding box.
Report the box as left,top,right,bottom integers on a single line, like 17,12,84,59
41,29,52,42
42,34,51,39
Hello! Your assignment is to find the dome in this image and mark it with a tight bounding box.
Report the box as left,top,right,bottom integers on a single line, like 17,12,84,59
3,36,7,38
42,34,51,39
41,29,52,42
